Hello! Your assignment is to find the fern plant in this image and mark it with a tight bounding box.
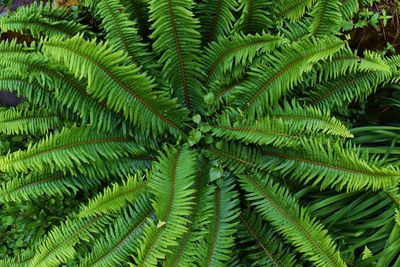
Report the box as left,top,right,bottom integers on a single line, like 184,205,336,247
0,0,399,266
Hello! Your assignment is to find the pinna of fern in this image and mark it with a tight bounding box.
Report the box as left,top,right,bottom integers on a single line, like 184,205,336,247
0,0,399,266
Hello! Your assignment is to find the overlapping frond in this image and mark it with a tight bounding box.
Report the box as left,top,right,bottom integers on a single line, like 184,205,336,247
42,35,188,136
149,0,203,110
275,0,315,21
0,171,99,202
134,145,198,266
309,0,343,36
79,200,153,267
231,36,344,117
196,0,238,42
240,174,346,267
238,209,299,266
0,4,88,37
84,0,156,70
0,108,60,135
30,215,113,267
78,175,148,217
0,126,146,174
234,0,274,34
196,177,240,267
259,140,400,191
202,32,285,86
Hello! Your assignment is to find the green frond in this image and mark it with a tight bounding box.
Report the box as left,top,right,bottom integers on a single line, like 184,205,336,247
307,70,391,111
267,100,353,138
196,177,240,267
340,0,359,20
14,2,80,22
234,0,274,34
164,166,215,267
30,215,113,267
42,34,188,136
77,157,153,180
0,39,37,66
85,0,156,70
202,32,285,86
0,126,147,174
119,0,151,39
196,0,238,42
239,174,346,267
209,142,262,173
0,4,89,37
275,0,315,21
79,200,153,267
231,36,344,117
259,140,400,191
309,0,343,36
212,112,302,147
0,171,100,202
134,145,198,266
0,108,60,135
238,209,299,266
149,0,203,110
278,18,311,41
78,175,148,217
0,248,35,267
8,55,129,133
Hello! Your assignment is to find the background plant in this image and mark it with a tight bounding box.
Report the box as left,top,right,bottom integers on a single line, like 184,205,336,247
0,0,399,266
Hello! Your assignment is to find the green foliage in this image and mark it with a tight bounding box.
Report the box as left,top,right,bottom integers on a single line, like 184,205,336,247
0,0,399,266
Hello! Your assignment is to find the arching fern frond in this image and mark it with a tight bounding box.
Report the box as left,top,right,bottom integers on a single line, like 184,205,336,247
84,0,156,71
275,0,315,21
30,214,113,267
42,35,188,136
202,32,285,86
196,0,238,42
0,126,147,174
239,174,346,267
78,175,148,217
309,0,343,36
0,171,100,202
231,36,343,117
0,6,89,38
0,108,60,135
234,0,274,34
79,200,153,267
149,0,203,110
259,140,400,191
195,177,240,267
134,145,198,266
238,208,300,266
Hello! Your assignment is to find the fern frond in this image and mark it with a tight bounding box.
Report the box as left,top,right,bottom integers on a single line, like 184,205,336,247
0,5,88,37
85,0,156,70
309,0,343,36
149,0,203,110
278,17,311,41
259,140,400,191
196,0,238,42
0,172,99,202
0,126,147,174
267,100,353,138
340,0,359,20
231,36,343,117
78,175,148,217
196,177,240,267
79,199,153,267
30,215,113,267
239,174,346,267
275,0,315,21
238,209,299,266
307,70,391,111
0,107,60,135
119,0,151,39
234,0,274,34
202,32,285,86
212,112,302,147
42,34,188,136
134,145,198,266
